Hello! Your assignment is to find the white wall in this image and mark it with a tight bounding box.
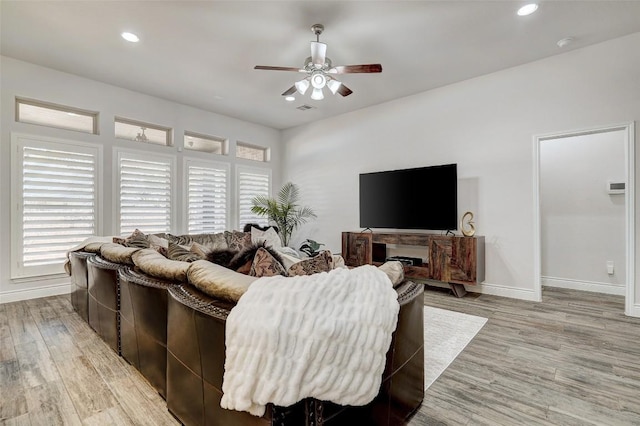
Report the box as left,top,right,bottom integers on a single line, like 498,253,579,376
0,56,282,302
540,131,626,294
282,32,640,304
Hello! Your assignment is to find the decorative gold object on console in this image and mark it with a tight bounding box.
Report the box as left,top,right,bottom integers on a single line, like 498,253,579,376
460,211,476,237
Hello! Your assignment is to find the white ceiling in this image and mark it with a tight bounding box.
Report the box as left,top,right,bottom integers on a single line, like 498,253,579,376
2,1,640,130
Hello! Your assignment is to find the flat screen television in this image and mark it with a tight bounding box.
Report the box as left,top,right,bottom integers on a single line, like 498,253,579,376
359,163,457,231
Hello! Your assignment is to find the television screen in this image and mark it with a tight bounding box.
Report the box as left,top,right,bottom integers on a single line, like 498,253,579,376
359,163,457,231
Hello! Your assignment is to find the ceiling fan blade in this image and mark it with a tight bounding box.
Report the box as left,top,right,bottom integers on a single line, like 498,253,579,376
329,64,383,74
337,84,353,97
281,85,297,96
254,65,305,72
310,41,327,67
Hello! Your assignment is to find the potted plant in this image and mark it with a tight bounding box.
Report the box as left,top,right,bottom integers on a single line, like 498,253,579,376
250,182,317,247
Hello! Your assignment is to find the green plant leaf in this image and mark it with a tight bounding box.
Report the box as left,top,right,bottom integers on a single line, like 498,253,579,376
250,182,316,247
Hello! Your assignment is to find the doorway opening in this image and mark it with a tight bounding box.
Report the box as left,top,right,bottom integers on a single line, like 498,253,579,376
533,122,636,316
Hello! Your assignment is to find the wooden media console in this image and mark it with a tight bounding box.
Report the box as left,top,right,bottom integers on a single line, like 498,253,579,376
341,231,485,297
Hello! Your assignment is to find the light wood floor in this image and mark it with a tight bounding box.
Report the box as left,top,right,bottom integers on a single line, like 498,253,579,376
410,286,640,426
1,286,640,425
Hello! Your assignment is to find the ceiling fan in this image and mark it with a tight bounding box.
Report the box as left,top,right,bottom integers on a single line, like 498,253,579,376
254,24,382,100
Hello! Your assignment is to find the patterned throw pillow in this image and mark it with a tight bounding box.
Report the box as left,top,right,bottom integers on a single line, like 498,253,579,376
123,229,150,249
208,232,228,250
167,242,203,262
189,241,211,258
287,250,333,276
225,231,252,252
148,234,169,253
250,247,287,277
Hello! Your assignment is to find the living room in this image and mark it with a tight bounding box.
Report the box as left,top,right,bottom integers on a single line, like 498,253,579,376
1,1,640,425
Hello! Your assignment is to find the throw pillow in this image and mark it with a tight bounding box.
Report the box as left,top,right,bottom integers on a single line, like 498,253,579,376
189,241,211,258
227,242,286,274
167,241,203,262
251,226,282,250
332,254,347,269
378,261,405,287
207,232,228,250
287,250,333,276
235,258,253,275
148,234,169,250
225,230,252,252
250,247,287,277
123,229,150,249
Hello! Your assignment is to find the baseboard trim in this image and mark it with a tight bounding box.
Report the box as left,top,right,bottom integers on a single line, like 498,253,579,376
0,282,71,303
420,279,539,301
542,276,625,296
467,281,540,302
626,303,640,318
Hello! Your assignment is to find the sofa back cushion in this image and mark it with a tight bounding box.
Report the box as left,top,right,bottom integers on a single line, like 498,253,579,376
188,260,257,303
132,249,191,283
100,243,140,265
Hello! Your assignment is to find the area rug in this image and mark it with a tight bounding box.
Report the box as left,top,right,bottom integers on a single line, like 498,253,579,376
423,306,488,390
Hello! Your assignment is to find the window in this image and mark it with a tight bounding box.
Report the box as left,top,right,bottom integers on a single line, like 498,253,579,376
16,97,98,134
115,117,172,146
185,159,229,234
237,167,271,229
236,141,270,162
115,149,175,235
184,131,228,155
11,134,101,278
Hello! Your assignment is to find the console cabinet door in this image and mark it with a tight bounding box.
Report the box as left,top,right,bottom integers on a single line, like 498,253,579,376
429,236,479,285
341,232,372,267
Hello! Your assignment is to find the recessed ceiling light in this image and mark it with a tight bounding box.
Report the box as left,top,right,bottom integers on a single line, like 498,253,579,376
557,37,574,48
517,3,538,16
285,96,295,102
121,32,140,43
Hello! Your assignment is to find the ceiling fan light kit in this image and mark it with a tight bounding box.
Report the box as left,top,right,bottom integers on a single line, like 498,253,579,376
327,79,342,95
311,88,324,101
254,23,382,101
295,78,310,95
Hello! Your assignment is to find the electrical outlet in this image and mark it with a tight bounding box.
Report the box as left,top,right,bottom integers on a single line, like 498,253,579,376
606,261,614,275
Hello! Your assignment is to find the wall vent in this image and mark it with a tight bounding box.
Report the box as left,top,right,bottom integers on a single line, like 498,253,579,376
296,104,315,111
607,181,625,195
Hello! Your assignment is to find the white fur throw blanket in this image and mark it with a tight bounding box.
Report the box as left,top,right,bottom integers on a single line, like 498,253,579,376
220,264,400,417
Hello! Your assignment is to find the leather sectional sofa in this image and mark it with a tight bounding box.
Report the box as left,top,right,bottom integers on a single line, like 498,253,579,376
66,231,425,426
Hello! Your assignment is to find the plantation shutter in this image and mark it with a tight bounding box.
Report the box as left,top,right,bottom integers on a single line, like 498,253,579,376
118,152,173,235
186,161,228,233
13,136,99,278
237,168,270,229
